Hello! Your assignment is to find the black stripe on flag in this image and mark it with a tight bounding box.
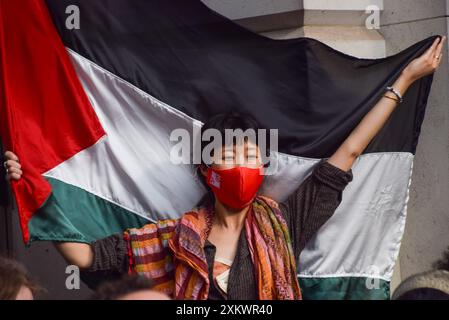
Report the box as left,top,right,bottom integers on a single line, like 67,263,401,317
46,0,436,157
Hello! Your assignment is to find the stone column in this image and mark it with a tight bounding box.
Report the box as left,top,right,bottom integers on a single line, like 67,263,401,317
380,0,449,294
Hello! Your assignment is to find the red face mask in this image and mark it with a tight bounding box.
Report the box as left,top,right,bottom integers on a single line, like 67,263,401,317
205,165,264,210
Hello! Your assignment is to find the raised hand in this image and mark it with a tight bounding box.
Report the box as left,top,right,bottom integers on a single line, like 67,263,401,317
402,36,446,83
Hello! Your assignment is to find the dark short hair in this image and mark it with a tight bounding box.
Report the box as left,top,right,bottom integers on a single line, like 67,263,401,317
195,111,268,204
0,256,43,300
199,111,266,163
90,274,155,300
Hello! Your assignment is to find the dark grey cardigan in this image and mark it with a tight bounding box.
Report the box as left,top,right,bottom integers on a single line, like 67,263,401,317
81,160,353,299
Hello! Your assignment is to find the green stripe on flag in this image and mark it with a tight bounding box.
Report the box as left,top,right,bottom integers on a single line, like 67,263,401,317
28,177,149,244
299,277,390,300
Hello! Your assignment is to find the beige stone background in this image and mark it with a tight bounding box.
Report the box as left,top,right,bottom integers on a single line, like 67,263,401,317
0,0,448,299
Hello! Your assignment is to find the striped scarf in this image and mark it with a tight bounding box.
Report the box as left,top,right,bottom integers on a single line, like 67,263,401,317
124,196,301,300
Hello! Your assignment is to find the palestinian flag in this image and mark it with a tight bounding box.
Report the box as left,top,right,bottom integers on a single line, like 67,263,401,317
0,0,438,299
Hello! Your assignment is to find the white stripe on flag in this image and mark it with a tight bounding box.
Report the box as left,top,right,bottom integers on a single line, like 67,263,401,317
298,153,413,281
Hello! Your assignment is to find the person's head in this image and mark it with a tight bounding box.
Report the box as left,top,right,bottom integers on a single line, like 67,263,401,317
196,111,270,211
90,274,171,300
392,270,449,300
0,256,41,300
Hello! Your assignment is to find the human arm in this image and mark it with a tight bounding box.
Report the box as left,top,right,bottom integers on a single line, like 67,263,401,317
279,159,353,257
328,36,446,172
279,36,446,255
4,151,129,290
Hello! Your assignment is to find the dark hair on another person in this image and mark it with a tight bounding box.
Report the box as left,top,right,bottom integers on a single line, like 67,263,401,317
0,256,43,300
392,246,449,300
395,288,449,300
90,274,155,300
